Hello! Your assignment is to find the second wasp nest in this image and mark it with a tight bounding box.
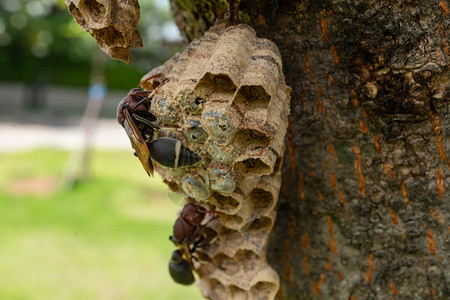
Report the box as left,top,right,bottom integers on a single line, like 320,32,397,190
142,22,290,299
65,0,142,63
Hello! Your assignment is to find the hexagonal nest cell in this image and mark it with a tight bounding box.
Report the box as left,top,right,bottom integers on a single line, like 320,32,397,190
133,20,290,299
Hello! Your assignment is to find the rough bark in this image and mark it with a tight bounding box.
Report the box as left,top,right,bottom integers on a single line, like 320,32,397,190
169,0,449,299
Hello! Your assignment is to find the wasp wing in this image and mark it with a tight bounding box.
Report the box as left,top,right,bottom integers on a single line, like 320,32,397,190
123,107,154,177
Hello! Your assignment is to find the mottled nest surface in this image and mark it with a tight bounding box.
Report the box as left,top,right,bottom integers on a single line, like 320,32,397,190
140,22,291,299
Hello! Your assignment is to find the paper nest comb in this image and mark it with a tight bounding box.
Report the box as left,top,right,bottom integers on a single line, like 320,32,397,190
65,0,142,63
140,22,290,300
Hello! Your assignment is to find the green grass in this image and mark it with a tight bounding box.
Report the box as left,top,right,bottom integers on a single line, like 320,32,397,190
0,149,203,300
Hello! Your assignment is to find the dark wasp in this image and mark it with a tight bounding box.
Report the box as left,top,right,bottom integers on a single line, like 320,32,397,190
117,73,201,176
168,203,220,285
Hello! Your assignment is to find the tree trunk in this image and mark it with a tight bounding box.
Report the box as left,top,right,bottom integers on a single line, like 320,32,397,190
169,0,449,299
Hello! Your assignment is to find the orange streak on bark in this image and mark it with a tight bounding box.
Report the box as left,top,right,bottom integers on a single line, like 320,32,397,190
281,238,291,287
327,144,336,159
439,22,445,37
313,273,325,294
320,19,331,43
328,216,334,239
390,209,398,225
431,114,450,168
431,114,441,134
288,211,296,239
328,216,338,254
285,264,292,286
390,282,399,295
437,168,445,197
383,162,396,181
361,108,369,118
317,189,323,202
331,45,340,64
303,256,310,275
429,206,444,225
401,182,409,203
374,134,382,155
330,240,338,256
304,52,314,79
436,135,448,162
317,99,324,113
359,121,369,134
439,1,449,16
443,41,450,55
302,232,309,252
282,239,290,262
427,230,436,254
277,287,284,300
351,90,359,106
337,270,343,280
338,187,346,204
215,7,224,16
327,144,341,168
328,75,334,84
353,147,366,197
283,28,292,45
350,296,356,300
318,86,324,96
257,14,267,26
282,175,288,194
309,164,316,177
329,170,337,189
325,257,332,271
366,254,374,284
287,120,296,176
299,173,304,201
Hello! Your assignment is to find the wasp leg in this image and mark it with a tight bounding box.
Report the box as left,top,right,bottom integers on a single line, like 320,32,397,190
133,112,188,133
133,113,160,130
188,235,205,254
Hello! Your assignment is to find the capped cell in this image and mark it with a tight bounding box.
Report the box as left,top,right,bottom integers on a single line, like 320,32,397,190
183,119,208,143
181,175,211,201
207,167,236,194
176,89,205,114
151,96,181,125
202,105,240,144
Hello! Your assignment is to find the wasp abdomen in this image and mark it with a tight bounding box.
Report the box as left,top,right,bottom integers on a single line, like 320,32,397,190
168,249,195,285
148,137,201,168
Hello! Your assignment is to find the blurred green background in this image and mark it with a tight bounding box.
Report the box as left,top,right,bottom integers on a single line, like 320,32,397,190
0,0,183,88
0,0,203,299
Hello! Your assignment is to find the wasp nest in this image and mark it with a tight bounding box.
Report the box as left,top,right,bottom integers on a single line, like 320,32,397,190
142,22,290,299
65,0,142,63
